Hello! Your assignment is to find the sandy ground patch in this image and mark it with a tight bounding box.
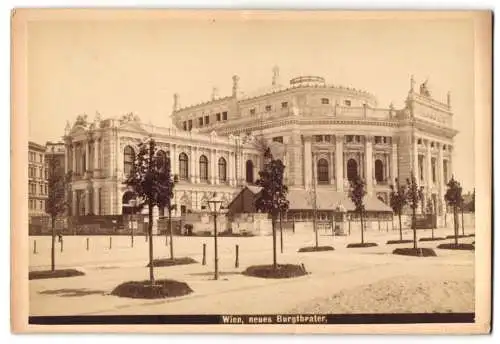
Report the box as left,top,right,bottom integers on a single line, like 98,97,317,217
292,274,474,314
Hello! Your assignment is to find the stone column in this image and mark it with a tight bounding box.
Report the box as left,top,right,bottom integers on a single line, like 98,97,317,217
85,188,91,215
330,151,335,185
171,144,178,176
426,140,432,189
413,137,419,179
336,135,344,192
365,135,373,195
72,190,77,216
85,139,90,173
212,149,218,184
303,136,312,189
72,144,77,174
64,144,69,174
391,141,398,183
231,152,236,186
437,143,445,215
93,185,100,215
108,136,115,178
93,139,99,171
190,146,197,183
239,151,244,185
116,136,122,180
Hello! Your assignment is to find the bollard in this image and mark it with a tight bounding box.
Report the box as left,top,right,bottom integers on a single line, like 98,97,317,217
60,239,63,252
202,243,206,265
235,244,239,268
131,235,134,248
33,240,37,254
86,237,89,251
109,237,112,250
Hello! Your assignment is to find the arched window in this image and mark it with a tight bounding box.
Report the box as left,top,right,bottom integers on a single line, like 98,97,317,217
317,158,329,184
218,157,227,182
246,160,254,183
123,146,135,177
375,159,384,183
155,150,167,171
179,153,189,180
199,155,208,182
347,159,358,182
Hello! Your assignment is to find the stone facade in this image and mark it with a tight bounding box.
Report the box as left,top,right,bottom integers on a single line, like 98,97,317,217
171,69,457,218
63,113,261,218
63,69,457,224
28,141,48,219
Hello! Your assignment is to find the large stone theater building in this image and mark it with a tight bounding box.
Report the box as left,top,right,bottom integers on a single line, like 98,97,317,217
64,67,457,225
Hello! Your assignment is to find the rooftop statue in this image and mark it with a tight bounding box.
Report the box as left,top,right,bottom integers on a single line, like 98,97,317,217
120,112,140,124
75,114,88,126
419,80,431,97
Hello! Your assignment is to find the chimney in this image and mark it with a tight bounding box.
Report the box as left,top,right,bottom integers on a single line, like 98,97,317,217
272,65,280,86
173,93,179,111
410,74,415,92
211,87,219,101
232,75,240,98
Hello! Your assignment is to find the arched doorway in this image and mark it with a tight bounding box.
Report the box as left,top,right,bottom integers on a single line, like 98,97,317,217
246,160,254,183
347,158,358,182
375,159,384,183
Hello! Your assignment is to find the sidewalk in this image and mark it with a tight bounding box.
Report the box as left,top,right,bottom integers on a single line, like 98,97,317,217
29,228,475,316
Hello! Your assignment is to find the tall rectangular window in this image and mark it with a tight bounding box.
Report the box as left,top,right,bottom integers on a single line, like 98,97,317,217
250,109,256,115
204,116,209,125
265,105,272,112
321,98,329,105
443,160,448,183
418,155,424,181
431,158,437,183
222,111,228,120
281,102,288,109
272,136,283,143
182,121,187,130
344,100,352,106
198,117,203,126
188,120,193,130
216,113,221,121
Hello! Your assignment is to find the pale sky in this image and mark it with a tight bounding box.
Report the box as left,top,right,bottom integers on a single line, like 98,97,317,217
27,14,475,190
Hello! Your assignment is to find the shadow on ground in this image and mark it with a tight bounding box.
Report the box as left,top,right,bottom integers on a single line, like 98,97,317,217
38,288,108,297
188,271,242,277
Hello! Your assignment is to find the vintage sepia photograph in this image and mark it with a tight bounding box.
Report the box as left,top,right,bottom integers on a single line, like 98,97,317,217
11,9,492,334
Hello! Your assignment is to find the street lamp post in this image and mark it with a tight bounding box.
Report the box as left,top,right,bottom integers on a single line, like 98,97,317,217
207,194,224,280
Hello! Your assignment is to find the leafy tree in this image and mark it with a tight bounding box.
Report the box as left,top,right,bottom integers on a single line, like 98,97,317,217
425,197,436,239
45,156,72,271
155,155,176,260
255,148,289,269
445,176,463,245
124,138,175,285
389,178,407,241
470,188,475,212
349,176,367,244
405,172,424,249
